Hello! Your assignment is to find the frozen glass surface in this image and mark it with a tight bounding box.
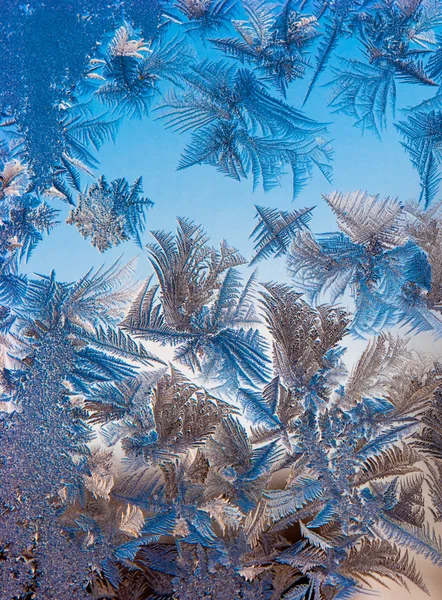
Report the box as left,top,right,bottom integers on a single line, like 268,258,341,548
1,1,442,598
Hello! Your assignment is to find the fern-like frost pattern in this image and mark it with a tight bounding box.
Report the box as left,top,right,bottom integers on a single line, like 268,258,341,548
2,1,442,599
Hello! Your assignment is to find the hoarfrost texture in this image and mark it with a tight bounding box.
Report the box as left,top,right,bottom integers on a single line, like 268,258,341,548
2,1,442,599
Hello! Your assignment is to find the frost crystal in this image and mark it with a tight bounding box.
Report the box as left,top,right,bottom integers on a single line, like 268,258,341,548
67,176,153,252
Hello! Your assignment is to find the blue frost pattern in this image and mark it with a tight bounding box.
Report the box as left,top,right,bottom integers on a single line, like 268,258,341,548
2,1,442,600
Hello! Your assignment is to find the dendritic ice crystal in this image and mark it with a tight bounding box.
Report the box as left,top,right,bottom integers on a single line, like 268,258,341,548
66,176,153,252
2,1,442,600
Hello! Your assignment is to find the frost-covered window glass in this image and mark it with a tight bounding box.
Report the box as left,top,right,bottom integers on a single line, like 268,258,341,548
2,1,442,599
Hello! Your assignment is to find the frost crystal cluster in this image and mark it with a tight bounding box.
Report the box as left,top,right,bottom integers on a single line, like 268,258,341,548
2,1,442,600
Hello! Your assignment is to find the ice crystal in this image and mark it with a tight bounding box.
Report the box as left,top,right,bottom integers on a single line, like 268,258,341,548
66,176,153,252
